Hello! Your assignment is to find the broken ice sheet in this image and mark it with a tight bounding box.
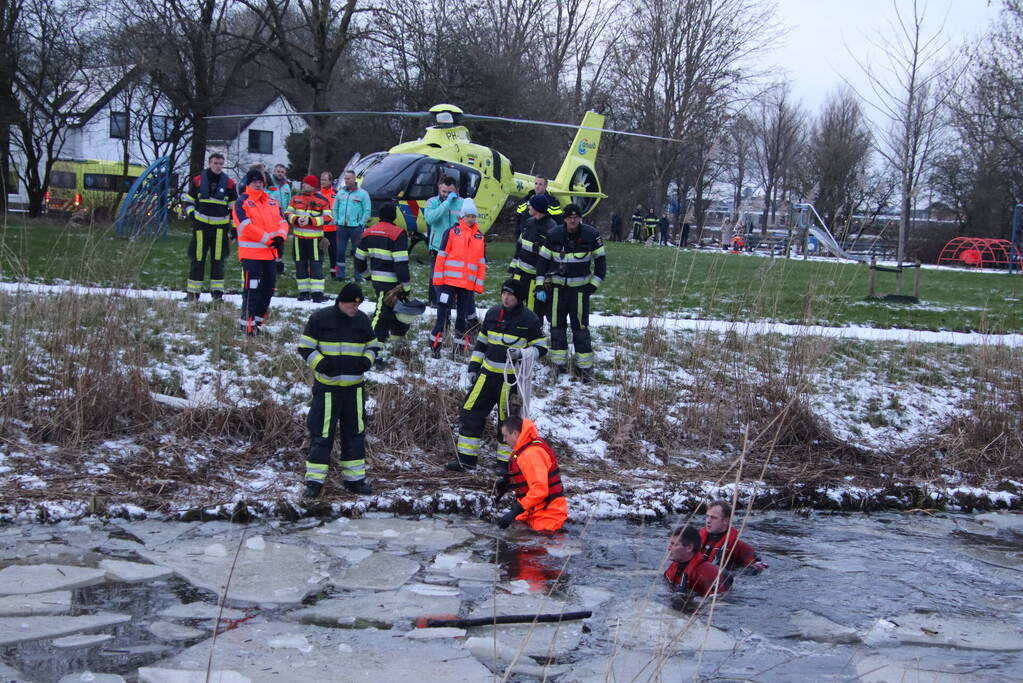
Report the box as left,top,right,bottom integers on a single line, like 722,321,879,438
99,559,173,583
287,585,460,629
0,564,106,595
0,590,72,616
52,633,114,649
0,613,131,646
331,552,420,591
136,536,332,607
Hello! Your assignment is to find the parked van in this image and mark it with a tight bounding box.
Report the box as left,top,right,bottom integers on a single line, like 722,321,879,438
45,159,146,220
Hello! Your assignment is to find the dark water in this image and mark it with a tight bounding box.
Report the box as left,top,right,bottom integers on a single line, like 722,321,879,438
2,511,1022,682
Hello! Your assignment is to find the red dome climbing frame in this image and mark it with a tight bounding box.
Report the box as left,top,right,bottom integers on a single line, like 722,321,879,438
936,237,1021,269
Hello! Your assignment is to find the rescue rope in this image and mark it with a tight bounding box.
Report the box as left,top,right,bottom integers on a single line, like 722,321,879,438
503,347,538,417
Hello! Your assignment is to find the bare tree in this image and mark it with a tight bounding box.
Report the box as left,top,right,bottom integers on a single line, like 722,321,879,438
237,0,370,174
850,0,965,262
0,0,23,213
10,0,97,216
720,113,756,220
115,0,261,178
752,82,804,236
609,0,777,213
801,88,872,234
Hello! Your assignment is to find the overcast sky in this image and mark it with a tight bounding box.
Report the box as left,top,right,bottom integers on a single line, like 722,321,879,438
772,0,1000,113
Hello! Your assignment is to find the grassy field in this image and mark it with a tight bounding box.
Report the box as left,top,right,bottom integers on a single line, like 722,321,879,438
2,215,1021,332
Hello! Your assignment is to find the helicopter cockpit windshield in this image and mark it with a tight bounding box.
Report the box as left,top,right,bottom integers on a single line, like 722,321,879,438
357,153,481,203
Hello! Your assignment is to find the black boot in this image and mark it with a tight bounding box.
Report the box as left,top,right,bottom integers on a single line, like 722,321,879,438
297,292,311,301
211,291,224,302
343,479,373,495
181,293,199,302
302,481,323,500
446,456,478,472
492,460,509,475
311,292,326,303
578,368,593,384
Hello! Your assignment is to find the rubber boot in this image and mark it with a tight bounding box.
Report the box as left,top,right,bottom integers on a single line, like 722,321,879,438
446,455,478,472
343,479,373,495
302,481,323,500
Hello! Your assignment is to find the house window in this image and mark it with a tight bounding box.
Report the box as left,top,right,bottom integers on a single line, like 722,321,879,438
109,111,129,139
153,115,174,143
248,129,273,154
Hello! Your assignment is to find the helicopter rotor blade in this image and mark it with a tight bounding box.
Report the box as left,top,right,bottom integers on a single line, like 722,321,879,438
204,110,430,121
461,113,684,144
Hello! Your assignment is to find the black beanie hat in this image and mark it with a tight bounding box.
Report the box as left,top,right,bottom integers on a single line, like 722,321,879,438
336,282,364,304
244,169,265,185
378,202,397,223
501,278,527,303
528,195,549,212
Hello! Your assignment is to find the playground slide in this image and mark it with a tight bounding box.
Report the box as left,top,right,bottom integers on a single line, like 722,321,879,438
807,225,868,262
800,203,869,262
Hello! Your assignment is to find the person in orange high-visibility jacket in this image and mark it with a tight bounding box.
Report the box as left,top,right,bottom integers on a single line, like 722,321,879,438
495,416,567,532
286,174,333,302
429,198,485,356
233,168,289,335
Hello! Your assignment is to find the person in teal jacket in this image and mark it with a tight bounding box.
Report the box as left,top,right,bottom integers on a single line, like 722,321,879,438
423,175,462,306
332,170,373,282
267,164,293,217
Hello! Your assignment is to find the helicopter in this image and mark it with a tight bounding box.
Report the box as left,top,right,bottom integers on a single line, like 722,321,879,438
209,103,680,234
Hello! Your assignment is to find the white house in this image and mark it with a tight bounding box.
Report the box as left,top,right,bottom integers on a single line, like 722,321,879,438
206,93,304,180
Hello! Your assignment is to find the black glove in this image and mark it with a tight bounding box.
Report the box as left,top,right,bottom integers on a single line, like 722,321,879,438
583,283,597,295
270,236,285,252
315,356,339,376
468,370,479,386
498,502,524,529
359,356,373,372
275,259,285,275
506,348,522,361
494,476,510,504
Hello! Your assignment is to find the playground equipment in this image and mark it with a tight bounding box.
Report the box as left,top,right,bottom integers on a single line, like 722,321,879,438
867,257,921,303
114,156,171,240
791,203,868,262
936,237,1021,270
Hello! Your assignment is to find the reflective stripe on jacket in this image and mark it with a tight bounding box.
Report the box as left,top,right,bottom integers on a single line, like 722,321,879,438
355,221,411,291
183,170,237,226
467,302,546,375
432,219,486,293
233,189,289,260
286,191,333,239
536,223,607,288
297,305,382,387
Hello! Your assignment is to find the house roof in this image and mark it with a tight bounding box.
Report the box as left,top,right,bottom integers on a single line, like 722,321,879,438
206,91,286,142
68,66,140,128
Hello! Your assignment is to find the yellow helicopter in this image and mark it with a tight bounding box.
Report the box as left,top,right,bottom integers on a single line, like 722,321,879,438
209,103,679,234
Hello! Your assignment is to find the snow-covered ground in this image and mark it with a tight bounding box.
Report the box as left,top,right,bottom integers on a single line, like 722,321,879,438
0,282,1019,522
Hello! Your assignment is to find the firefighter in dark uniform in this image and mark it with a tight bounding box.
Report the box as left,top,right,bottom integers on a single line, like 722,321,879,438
181,152,237,301
631,205,644,242
510,195,557,316
354,203,411,366
298,282,382,498
644,208,658,241
514,175,563,240
447,278,547,472
536,203,607,382
286,174,333,303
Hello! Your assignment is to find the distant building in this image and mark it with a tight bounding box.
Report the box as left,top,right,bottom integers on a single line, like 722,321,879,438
205,93,304,179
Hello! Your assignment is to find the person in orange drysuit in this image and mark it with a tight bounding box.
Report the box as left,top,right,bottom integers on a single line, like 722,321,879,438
495,416,567,532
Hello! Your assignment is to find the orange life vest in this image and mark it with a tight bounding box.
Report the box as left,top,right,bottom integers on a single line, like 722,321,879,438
508,438,564,507
432,219,486,292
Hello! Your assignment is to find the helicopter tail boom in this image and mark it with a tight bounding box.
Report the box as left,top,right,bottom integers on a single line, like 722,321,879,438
551,111,606,215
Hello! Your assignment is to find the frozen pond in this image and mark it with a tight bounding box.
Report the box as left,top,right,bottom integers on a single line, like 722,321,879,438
0,511,1021,681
